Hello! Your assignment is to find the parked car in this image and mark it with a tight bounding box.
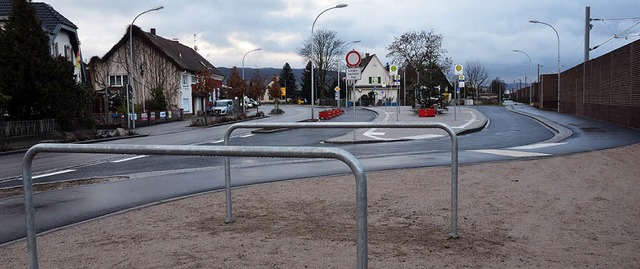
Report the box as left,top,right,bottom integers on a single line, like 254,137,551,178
243,96,260,108
208,99,236,116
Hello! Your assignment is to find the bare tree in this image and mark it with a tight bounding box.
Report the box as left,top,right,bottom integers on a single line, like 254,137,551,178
386,30,452,87
298,29,345,99
464,59,488,100
138,45,180,109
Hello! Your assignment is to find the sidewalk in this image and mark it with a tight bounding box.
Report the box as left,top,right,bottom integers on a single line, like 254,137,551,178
325,105,487,143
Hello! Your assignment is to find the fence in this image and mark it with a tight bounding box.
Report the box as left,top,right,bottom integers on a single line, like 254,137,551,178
21,143,368,269
93,109,183,128
223,121,460,239
0,119,58,137
511,39,640,129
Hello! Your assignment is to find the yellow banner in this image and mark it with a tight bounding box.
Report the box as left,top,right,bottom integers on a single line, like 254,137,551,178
280,87,286,97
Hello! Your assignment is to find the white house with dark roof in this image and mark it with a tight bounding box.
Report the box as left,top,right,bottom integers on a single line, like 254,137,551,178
351,53,398,106
0,0,85,82
89,26,224,115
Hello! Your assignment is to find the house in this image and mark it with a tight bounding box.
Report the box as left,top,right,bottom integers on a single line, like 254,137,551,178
352,53,397,106
0,0,85,82
89,26,224,115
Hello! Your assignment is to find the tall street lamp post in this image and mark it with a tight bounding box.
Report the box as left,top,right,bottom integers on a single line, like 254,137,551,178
512,49,532,106
310,4,348,120
128,5,163,129
242,48,261,114
530,20,560,112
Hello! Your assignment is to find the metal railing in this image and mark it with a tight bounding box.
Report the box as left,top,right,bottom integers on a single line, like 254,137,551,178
22,143,368,269
1,119,58,137
223,122,459,239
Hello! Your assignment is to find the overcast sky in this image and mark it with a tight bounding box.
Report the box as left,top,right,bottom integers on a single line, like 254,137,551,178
43,0,639,83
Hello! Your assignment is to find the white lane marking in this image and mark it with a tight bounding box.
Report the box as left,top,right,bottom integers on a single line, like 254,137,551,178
209,139,224,144
471,149,551,158
509,142,566,150
363,109,391,140
238,134,254,138
111,155,148,163
403,134,444,139
363,128,392,140
32,169,76,179
452,111,477,129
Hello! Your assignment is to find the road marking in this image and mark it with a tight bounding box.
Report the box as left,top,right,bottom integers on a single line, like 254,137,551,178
238,134,254,138
208,139,225,144
32,169,76,179
471,149,551,158
452,111,477,129
403,134,444,139
509,142,566,150
111,155,148,163
363,108,391,140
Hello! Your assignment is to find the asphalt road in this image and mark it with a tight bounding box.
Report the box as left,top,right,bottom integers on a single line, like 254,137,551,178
1,104,640,245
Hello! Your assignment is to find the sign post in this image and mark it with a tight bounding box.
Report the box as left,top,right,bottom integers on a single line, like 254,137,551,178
346,50,362,141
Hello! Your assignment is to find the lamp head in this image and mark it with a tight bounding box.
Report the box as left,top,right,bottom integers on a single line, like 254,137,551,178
529,20,540,24
336,4,348,8
152,5,164,11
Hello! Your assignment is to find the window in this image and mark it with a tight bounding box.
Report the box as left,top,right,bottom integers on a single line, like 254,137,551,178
109,75,128,86
181,73,189,85
368,77,381,84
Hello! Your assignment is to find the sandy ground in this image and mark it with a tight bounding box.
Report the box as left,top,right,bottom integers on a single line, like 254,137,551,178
1,143,639,268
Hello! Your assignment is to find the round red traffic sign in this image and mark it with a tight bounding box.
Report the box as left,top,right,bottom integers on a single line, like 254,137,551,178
345,50,361,67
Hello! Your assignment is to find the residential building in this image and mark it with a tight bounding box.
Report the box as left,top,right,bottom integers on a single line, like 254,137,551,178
89,26,224,115
0,0,85,81
352,53,397,106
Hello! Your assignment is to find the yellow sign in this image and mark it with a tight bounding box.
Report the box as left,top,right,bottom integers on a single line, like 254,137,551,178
280,87,286,97
454,64,463,75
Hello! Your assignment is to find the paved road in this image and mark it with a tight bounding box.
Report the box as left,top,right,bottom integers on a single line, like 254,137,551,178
1,103,640,245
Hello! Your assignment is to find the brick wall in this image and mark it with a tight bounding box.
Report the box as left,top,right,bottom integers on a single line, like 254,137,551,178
514,40,640,129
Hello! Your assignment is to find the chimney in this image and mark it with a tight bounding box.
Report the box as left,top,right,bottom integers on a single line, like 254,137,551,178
150,28,156,35
365,53,370,58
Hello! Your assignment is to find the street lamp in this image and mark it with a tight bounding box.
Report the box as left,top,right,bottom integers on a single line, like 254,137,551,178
530,20,560,112
310,3,348,120
512,49,533,106
242,48,261,114
128,5,163,129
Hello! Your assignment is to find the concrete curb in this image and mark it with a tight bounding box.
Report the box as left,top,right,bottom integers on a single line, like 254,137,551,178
506,105,573,143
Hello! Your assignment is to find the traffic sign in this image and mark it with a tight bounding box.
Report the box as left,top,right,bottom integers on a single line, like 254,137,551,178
345,50,361,67
454,64,463,75
334,86,340,92
346,67,361,80
389,65,398,76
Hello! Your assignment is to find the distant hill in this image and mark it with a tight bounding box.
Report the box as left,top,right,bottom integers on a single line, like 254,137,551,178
216,67,305,87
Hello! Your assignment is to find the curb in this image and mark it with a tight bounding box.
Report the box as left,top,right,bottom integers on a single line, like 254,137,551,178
506,105,573,143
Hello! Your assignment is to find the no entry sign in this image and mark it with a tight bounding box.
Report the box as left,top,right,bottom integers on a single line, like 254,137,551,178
345,50,361,67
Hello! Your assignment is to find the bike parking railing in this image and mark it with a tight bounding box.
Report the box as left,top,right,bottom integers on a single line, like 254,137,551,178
22,143,368,269
223,122,459,239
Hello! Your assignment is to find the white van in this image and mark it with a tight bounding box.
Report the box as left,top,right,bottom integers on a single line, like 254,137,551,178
208,99,236,116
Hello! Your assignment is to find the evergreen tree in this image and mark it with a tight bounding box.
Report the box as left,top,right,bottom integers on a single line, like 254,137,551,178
299,61,312,103
0,0,51,120
0,0,93,129
278,62,296,100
